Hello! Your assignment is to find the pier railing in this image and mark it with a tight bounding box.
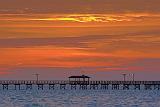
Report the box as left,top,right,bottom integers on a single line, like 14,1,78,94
1,80,160,90
0,80,160,85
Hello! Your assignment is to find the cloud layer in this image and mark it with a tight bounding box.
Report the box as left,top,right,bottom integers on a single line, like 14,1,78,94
0,0,160,80
0,0,160,14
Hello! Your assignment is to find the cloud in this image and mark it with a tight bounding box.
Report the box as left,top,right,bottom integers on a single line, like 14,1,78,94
0,0,160,80
0,13,160,23
0,33,159,57
0,0,160,14
27,14,133,22
0,27,160,46
0,35,108,48
1,58,160,80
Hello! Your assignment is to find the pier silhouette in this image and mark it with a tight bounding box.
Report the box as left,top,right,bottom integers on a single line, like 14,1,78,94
0,75,160,90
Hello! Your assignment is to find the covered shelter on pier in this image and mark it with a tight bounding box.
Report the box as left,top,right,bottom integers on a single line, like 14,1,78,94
68,75,90,84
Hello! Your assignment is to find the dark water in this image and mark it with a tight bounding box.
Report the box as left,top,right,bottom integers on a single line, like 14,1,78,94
0,88,160,107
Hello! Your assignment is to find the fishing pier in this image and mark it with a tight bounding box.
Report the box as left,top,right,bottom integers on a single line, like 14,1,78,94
0,75,160,90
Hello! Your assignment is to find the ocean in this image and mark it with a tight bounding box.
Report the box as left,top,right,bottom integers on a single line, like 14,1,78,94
0,86,160,107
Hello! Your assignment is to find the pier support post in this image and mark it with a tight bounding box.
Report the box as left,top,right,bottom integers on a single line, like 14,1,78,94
144,84,152,90
70,84,77,90
90,84,99,90
154,84,160,90
37,84,44,90
112,84,119,90
49,84,55,90
14,84,21,90
26,84,32,90
100,84,109,90
60,84,66,90
79,84,87,90
134,84,141,90
123,84,130,90
2,84,9,90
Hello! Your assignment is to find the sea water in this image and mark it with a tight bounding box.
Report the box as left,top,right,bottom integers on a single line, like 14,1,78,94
0,87,160,107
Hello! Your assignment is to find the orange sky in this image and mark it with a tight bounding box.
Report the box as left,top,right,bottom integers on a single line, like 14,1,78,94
0,0,160,80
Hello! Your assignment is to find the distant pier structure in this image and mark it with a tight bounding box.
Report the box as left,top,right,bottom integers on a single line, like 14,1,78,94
0,75,160,90
69,75,90,84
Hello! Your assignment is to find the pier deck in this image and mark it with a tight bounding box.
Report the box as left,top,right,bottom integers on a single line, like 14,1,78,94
0,80,160,90
0,80,160,85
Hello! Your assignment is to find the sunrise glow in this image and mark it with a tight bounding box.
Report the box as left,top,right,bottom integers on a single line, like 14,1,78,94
0,0,159,80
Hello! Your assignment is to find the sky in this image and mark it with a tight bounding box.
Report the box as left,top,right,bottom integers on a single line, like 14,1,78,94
0,0,160,80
